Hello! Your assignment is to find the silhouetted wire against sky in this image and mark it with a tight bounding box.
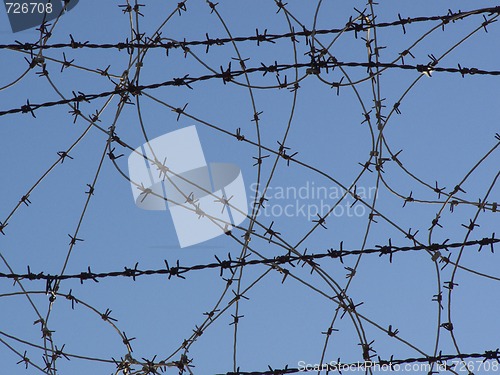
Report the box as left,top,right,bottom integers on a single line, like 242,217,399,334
0,1,499,374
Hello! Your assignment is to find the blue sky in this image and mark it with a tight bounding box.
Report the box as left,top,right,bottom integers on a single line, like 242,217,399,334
0,1,499,374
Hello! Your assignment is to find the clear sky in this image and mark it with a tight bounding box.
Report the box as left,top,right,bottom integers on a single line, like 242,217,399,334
0,1,499,375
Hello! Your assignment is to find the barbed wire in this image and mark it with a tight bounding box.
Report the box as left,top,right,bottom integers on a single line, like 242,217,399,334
0,236,496,285
218,350,500,375
1,59,500,119
0,1,499,374
2,5,500,53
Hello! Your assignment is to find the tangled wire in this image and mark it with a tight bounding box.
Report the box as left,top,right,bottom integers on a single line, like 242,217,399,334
0,1,499,374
